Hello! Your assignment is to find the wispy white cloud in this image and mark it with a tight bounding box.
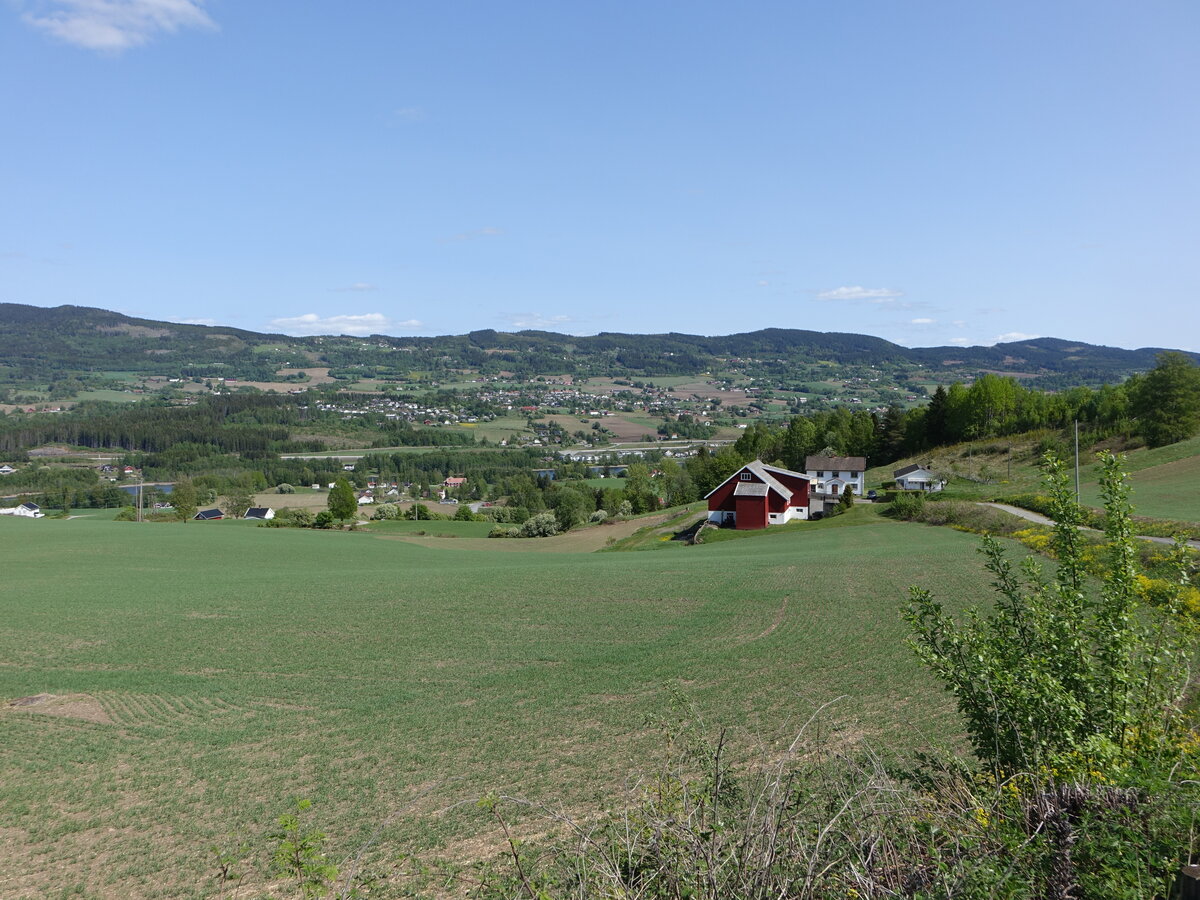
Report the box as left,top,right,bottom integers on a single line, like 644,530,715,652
911,317,936,325
330,282,378,293
993,331,1039,344
817,285,904,303
501,312,576,331
269,313,422,337
441,226,503,243
20,0,217,52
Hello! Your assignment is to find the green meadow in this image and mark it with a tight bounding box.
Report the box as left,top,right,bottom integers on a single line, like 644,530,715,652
873,434,1200,525
1077,435,1200,523
1,511,1007,897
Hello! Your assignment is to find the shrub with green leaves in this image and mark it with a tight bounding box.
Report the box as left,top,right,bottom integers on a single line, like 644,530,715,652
885,490,925,519
371,503,401,520
906,452,1194,779
518,511,559,538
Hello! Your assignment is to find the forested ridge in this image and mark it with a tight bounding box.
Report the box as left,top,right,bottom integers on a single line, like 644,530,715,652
3,302,1195,383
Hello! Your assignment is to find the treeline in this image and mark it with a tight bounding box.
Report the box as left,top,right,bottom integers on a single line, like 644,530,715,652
0,393,480,455
686,352,1200,494
899,351,1198,453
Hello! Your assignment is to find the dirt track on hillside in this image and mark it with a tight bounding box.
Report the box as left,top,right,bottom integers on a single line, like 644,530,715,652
374,510,677,553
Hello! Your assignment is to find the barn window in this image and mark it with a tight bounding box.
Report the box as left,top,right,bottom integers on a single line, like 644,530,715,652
739,472,752,481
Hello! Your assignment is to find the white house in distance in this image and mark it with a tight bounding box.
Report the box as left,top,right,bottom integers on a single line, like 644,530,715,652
804,455,867,497
0,464,16,476
243,507,276,520
893,463,946,492
0,502,45,518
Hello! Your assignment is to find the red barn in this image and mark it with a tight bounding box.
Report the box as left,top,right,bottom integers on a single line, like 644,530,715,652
705,461,812,530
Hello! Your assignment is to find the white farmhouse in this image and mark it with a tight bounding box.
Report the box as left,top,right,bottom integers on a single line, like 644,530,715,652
0,502,45,518
893,463,946,492
804,455,867,498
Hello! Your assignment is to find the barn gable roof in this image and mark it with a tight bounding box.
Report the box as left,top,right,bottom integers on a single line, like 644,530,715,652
704,459,810,501
733,481,770,497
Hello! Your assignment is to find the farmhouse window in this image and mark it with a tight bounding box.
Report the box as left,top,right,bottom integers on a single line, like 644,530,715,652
739,472,752,481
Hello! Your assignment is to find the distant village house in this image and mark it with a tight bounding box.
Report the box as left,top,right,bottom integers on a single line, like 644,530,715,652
0,502,44,518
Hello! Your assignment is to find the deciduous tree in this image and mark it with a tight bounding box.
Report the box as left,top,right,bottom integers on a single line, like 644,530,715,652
172,478,198,522
1130,351,1200,447
327,477,357,521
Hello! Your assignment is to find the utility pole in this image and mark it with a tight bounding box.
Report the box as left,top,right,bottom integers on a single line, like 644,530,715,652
137,471,143,523
1074,420,1080,502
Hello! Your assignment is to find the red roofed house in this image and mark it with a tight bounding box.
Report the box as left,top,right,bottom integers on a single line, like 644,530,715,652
705,460,812,530
443,477,466,488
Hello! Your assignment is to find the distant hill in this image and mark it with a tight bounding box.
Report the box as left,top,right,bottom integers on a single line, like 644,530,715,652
1,302,1194,386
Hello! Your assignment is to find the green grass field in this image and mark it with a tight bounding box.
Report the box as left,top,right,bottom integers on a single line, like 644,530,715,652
362,518,495,538
0,512,1009,897
1076,436,1200,522
578,476,627,490
874,434,1200,525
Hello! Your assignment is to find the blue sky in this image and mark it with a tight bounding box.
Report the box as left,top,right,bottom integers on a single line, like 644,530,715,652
2,1,1197,350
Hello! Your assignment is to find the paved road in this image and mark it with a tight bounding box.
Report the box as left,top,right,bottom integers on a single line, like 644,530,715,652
983,502,1200,551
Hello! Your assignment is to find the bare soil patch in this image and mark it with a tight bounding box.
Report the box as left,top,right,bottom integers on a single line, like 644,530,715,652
667,386,748,404
5,692,113,724
96,324,173,338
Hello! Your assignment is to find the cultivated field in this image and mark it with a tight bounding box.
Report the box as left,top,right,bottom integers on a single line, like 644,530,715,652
1,511,1007,897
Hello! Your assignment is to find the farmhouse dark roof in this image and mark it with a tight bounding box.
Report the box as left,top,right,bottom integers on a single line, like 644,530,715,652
893,463,933,477
194,509,223,520
244,507,272,518
19,502,39,511
805,455,867,472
